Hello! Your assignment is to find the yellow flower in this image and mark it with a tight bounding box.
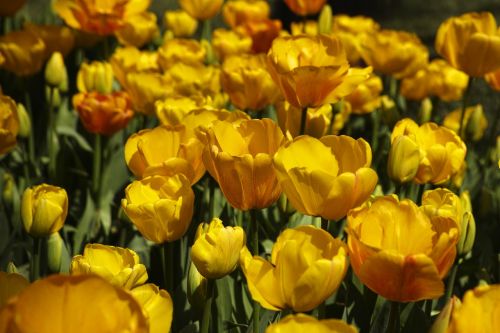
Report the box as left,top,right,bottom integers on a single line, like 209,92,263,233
77,61,114,94
179,0,223,20
400,59,469,102
53,0,151,35
71,244,148,289
443,104,488,142
110,47,160,88
267,34,371,108
115,11,159,48
24,23,75,59
344,73,382,114
123,72,173,115
221,54,281,111
0,94,19,156
273,135,377,221
447,284,500,332
166,63,221,100
130,284,173,333
45,52,67,88
155,96,204,126
360,29,428,79
276,102,333,138
266,314,358,333
0,30,45,76
387,135,421,183
436,12,500,77
0,0,26,16
290,21,319,36
390,118,467,184
0,272,29,307
222,0,270,28
240,225,348,312
164,10,198,37
347,195,459,302
124,125,205,184
121,174,194,244
191,218,245,279
21,184,68,238
158,38,206,71
211,28,252,62
200,118,284,211
284,0,325,16
0,274,148,333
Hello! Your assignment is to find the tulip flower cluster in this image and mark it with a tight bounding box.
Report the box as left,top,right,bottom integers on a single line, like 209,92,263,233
0,1,499,333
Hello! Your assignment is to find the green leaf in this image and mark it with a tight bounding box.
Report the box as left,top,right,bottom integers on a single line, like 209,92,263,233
57,126,92,152
73,190,95,255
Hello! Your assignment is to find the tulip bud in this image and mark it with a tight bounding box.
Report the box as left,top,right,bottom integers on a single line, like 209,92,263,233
387,135,421,183
21,184,68,238
187,260,208,312
201,39,216,65
380,95,400,127
44,52,67,88
77,61,114,94
6,261,18,274
418,97,432,124
457,191,475,256
465,104,487,141
47,231,64,273
2,173,14,205
16,103,31,138
429,296,461,333
318,4,332,34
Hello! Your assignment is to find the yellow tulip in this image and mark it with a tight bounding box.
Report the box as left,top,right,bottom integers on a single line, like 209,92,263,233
240,225,348,312
45,52,67,88
53,0,151,35
429,296,461,333
130,284,173,333
360,29,428,79
266,314,358,333
267,34,371,109
77,61,114,94
211,28,252,62
443,104,488,141
110,47,160,88
179,0,223,20
24,23,75,59
0,275,148,333
191,218,246,279
447,284,500,332
164,10,198,37
121,174,194,244
158,38,206,71
21,184,68,238
436,12,500,77
0,94,19,156
115,11,159,48
70,244,148,289
347,195,459,302
0,30,45,76
284,0,325,16
0,272,29,307
387,135,421,183
155,96,203,126
276,102,333,138
290,21,319,36
390,118,467,184
344,73,383,114
223,0,270,28
122,72,173,115
221,54,281,111
273,135,377,221
124,125,205,184
200,118,285,211
165,63,221,100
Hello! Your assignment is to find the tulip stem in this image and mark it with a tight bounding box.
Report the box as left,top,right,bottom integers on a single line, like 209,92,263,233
445,262,459,302
92,134,102,206
201,19,212,41
251,209,260,333
47,86,57,180
30,237,42,281
299,107,308,135
458,78,473,139
387,301,400,333
161,242,175,295
371,109,381,155
201,279,214,333
321,218,329,231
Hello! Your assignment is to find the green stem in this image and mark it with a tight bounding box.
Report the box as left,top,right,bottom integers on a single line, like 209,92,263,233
201,19,212,41
30,237,42,281
47,86,56,180
160,243,175,295
299,107,308,135
251,209,260,333
321,217,329,231
92,134,102,206
458,79,473,139
201,279,214,333
445,262,459,302
387,301,400,333
208,177,215,219
371,109,381,155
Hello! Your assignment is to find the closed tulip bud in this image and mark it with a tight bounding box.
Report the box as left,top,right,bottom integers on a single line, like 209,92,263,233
191,218,246,279
457,191,475,255
429,296,461,333
2,173,14,205
0,94,19,156
44,52,67,87
318,5,333,34
16,103,31,138
419,98,433,124
21,184,68,238
387,135,421,183
164,10,198,38
443,105,488,141
47,232,64,273
77,61,114,94
130,284,173,333
266,314,358,333
187,261,208,311
0,272,29,307
380,95,399,127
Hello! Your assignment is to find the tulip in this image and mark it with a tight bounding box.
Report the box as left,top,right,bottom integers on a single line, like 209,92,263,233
443,105,488,142
53,0,151,35
284,0,325,16
158,38,206,71
267,34,371,109
155,96,203,126
0,0,26,16
0,30,45,76
436,11,500,77
77,61,114,94
387,135,421,183
45,52,67,88
123,72,173,115
290,21,319,36
456,192,475,255
115,12,159,48
16,103,31,138
390,118,467,184
130,284,173,333
121,174,194,244
191,218,246,279
0,272,29,307
164,10,198,37
220,54,281,111
21,184,68,238
485,68,500,91
428,296,461,333
447,284,500,332
179,0,223,20
47,232,65,273
71,244,148,289
165,63,222,102
24,23,75,58
318,5,333,34
110,47,160,89
347,195,459,302
273,135,377,221
200,118,284,211
240,225,348,312
344,73,383,114
0,94,19,156
265,314,358,333
222,0,270,28
73,91,134,135
276,102,333,138
187,261,208,311
211,28,252,62
0,275,148,333
360,29,428,79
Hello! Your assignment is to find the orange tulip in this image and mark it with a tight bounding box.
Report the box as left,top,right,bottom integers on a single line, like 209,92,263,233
284,0,326,16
